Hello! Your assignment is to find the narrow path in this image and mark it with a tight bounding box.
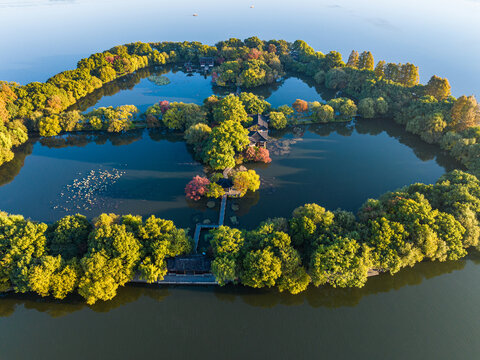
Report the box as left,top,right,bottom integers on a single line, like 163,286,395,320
218,194,227,225
131,274,218,285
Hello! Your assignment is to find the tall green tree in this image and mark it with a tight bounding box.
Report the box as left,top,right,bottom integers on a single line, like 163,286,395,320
358,51,374,70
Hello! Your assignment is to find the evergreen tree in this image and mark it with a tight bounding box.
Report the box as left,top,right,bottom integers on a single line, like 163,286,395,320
358,51,374,70
346,50,359,68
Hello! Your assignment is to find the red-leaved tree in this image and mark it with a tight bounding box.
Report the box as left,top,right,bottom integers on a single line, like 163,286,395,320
244,146,272,163
247,48,261,60
159,100,170,114
292,99,308,113
185,176,210,201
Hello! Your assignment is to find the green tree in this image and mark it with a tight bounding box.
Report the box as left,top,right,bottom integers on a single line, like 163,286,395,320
78,214,141,304
162,103,206,131
137,216,191,282
269,111,287,129
374,60,385,77
206,182,226,198
244,36,264,50
162,107,183,130
27,256,79,299
375,97,389,115
0,213,47,292
277,105,294,117
358,98,376,118
211,257,237,286
425,75,451,101
58,111,84,132
366,217,422,274
311,104,334,123
46,214,91,259
327,98,357,120
324,51,344,69
310,236,371,288
232,170,261,196
239,93,270,114
325,68,348,90
38,116,61,137
213,94,249,124
184,123,212,146
203,120,249,170
313,70,326,84
210,226,245,285
241,248,282,288
276,246,311,294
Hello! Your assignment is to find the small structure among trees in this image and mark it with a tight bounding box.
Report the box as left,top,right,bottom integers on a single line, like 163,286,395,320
166,255,212,275
247,114,269,147
199,57,215,71
216,178,234,192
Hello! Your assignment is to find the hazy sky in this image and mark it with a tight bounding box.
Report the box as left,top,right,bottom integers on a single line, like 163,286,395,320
0,0,479,96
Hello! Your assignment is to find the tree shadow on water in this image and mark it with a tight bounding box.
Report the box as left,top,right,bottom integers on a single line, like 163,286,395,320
212,258,469,309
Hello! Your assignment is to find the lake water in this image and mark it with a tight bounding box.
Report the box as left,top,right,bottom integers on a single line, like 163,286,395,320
1,1,479,359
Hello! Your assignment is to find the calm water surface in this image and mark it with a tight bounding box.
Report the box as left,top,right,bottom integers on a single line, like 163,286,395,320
1,1,479,359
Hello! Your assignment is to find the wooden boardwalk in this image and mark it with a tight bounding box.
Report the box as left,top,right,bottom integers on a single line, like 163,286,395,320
219,194,227,225
131,273,218,285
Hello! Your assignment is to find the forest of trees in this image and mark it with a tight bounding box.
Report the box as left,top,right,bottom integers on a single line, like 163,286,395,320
0,213,191,304
209,170,480,292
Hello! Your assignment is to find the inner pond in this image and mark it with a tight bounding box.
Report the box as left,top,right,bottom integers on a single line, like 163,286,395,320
0,69,462,232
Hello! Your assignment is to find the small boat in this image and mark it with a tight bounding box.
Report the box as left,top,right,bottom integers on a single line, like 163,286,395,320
193,13,198,16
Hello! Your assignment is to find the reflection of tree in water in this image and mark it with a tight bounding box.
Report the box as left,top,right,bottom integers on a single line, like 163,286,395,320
309,122,354,137
0,254,477,318
68,64,234,113
0,285,170,318
68,67,339,114
227,191,260,219
250,72,338,102
0,142,34,187
355,118,464,171
214,257,469,309
147,129,184,143
37,130,145,149
68,67,163,112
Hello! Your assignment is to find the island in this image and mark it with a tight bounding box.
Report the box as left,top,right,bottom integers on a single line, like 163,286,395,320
0,37,479,304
